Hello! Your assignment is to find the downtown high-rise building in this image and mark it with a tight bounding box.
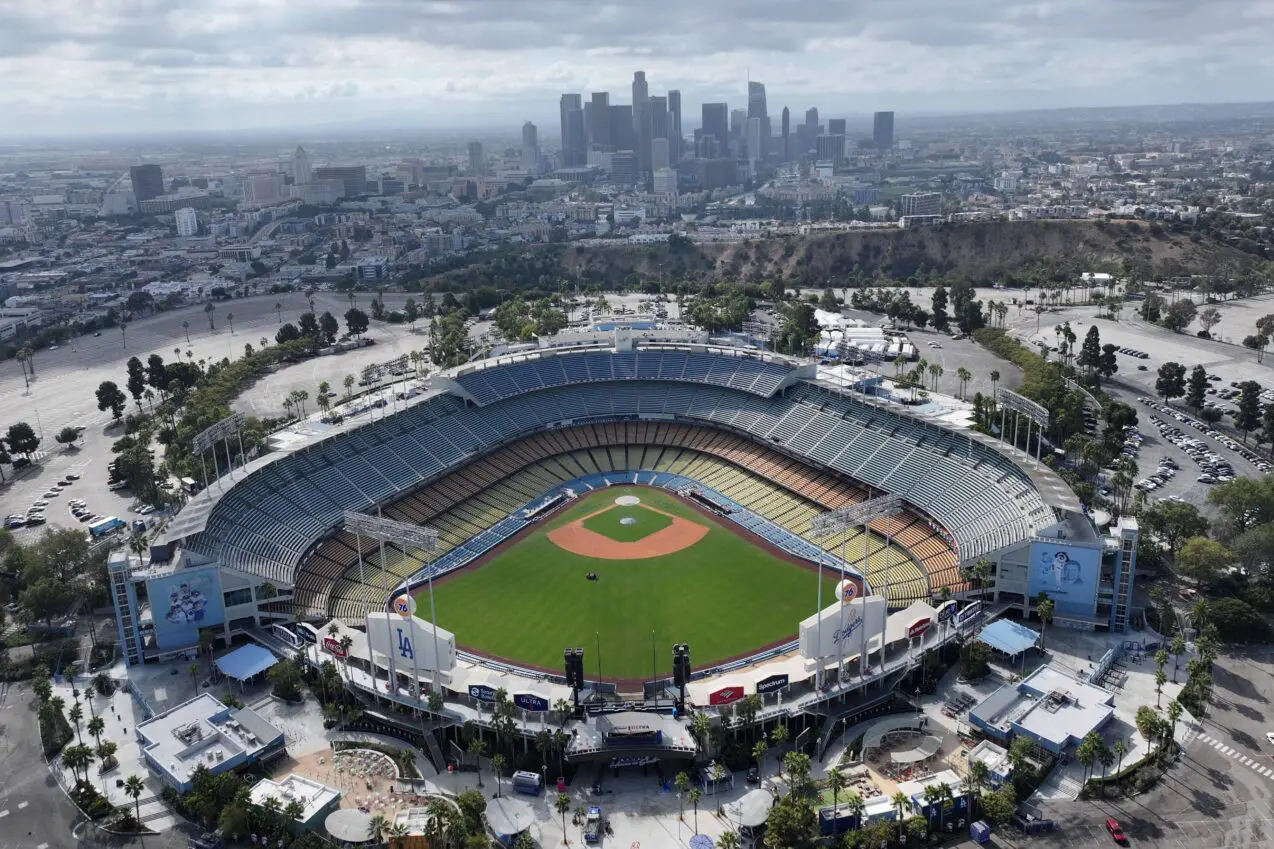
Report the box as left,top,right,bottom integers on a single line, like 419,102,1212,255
174,207,198,237
632,71,652,174
291,146,312,184
780,107,790,161
129,164,165,203
467,141,485,175
667,89,682,162
522,121,539,174
828,118,846,137
590,92,611,150
559,94,584,166
609,104,635,152
701,103,729,154
874,111,895,150
747,81,768,158
649,95,668,142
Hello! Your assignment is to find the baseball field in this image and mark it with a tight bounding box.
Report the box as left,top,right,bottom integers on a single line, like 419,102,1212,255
421,485,840,682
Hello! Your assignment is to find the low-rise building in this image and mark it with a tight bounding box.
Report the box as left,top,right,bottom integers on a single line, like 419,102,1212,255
249,773,341,831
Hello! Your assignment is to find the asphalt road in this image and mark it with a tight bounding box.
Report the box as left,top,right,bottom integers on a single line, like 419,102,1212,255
0,681,89,849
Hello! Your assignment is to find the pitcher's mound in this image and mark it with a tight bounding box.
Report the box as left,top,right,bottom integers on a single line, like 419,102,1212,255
615,495,641,506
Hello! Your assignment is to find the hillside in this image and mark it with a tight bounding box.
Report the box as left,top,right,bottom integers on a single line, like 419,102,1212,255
427,220,1258,292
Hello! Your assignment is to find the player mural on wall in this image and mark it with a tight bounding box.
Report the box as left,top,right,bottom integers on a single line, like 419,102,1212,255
1038,549,1086,597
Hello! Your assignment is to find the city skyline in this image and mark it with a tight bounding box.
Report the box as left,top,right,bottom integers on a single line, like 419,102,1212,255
3,0,1273,137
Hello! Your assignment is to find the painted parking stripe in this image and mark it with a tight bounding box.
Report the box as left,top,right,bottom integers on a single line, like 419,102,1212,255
1198,733,1274,781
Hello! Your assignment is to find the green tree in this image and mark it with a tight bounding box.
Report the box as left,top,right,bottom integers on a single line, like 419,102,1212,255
1176,536,1230,586
1098,343,1120,380
490,752,506,797
1235,380,1263,439
674,771,691,820
95,380,128,420
125,774,146,823
1186,364,1209,410
1155,361,1187,402
1140,500,1209,556
1035,593,1055,651
345,308,370,338
5,422,40,457
554,792,571,845
688,786,703,833
1077,324,1102,373
980,784,1015,826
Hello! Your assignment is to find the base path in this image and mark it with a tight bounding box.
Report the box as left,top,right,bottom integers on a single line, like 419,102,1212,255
547,504,709,559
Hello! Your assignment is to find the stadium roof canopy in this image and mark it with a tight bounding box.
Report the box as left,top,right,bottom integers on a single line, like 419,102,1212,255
215,643,279,681
977,619,1039,657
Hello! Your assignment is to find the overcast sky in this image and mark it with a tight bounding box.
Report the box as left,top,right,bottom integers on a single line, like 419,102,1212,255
3,0,1273,137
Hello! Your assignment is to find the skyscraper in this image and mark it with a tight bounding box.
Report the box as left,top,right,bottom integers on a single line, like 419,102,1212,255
292,146,312,184
746,117,762,166
174,207,198,237
129,164,164,203
701,103,729,154
805,107,819,131
522,122,539,174
652,137,669,171
609,105,635,152
667,89,682,163
828,118,846,137
747,81,768,158
873,111,895,150
467,141,485,175
780,107,790,161
564,109,587,167
590,92,611,150
559,94,583,164
649,95,668,142
632,71,650,172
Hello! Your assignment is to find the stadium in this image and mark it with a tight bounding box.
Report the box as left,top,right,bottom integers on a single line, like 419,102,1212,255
111,332,1133,759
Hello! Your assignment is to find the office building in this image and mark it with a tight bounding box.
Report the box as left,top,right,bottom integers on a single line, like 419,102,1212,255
632,71,651,173
174,207,198,237
747,81,768,158
249,774,341,832
874,111,895,150
667,89,682,162
696,158,738,190
521,122,539,174
136,692,284,793
828,118,846,137
649,95,668,142
780,107,790,161
564,108,587,167
651,137,669,171
900,191,941,217
610,150,637,185
243,175,282,205
467,141,485,176
653,167,677,195
609,105,635,153
746,117,763,165
129,164,165,204
559,94,584,166
312,166,367,197
805,107,819,131
730,108,746,140
815,134,845,166
139,191,211,214
291,179,345,205
292,146,312,184
701,103,729,154
590,92,611,150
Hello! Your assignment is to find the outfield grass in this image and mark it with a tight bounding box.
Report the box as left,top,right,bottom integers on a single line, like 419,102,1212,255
423,486,837,679
581,503,672,542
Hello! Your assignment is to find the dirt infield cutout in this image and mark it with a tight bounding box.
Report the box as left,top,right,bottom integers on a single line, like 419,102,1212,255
547,500,709,559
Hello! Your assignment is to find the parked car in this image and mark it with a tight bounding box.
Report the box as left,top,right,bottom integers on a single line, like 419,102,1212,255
1105,818,1128,845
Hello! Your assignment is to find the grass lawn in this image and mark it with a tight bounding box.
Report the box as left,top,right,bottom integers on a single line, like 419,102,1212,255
423,486,837,679
581,503,672,542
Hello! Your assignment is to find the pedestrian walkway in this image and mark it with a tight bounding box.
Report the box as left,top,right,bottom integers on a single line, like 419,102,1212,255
1197,732,1274,780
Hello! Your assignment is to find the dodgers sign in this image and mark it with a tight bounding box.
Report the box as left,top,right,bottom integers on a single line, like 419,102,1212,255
514,693,550,712
756,674,789,695
469,684,496,703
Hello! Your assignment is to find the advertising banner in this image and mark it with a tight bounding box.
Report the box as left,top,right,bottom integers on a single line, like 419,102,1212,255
1027,541,1101,616
322,636,348,658
907,618,932,640
709,686,744,706
469,684,496,703
936,600,958,623
956,601,982,627
148,567,225,650
514,693,550,712
756,674,790,695
799,595,888,660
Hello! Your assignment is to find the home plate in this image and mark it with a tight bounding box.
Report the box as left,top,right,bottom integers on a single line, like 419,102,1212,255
615,495,641,506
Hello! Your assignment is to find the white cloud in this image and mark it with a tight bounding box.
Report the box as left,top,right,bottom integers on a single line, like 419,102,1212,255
0,0,1272,135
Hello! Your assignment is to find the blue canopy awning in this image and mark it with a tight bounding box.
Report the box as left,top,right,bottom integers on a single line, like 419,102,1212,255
977,619,1039,657
215,643,278,681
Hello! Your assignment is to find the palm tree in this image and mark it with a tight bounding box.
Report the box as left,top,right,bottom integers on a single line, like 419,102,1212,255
226,312,234,335
368,813,390,845
1035,594,1055,652
674,771,692,820
1155,667,1167,708
1166,699,1183,748
923,784,944,832
891,790,910,840
956,366,972,400
424,798,450,846
1112,739,1128,784
275,302,283,324
1097,742,1115,788
205,301,216,330
467,737,486,786
717,829,742,849
120,321,128,348
87,715,105,752
827,768,847,827
386,822,410,849
844,791,866,829
490,752,507,797
709,761,727,811
344,374,356,400
967,760,990,817
687,787,703,834
124,774,145,823
69,703,84,744
989,370,1000,397
554,792,571,845
752,740,768,779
